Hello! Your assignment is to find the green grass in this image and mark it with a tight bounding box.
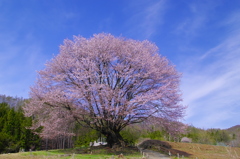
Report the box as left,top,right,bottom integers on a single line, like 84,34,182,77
0,148,142,159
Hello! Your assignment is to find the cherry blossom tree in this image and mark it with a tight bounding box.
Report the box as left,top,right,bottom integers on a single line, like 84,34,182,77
24,33,185,147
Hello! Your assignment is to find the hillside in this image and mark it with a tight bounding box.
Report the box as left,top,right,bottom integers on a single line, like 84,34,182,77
225,125,240,147
226,125,240,132
140,140,240,159
0,94,25,109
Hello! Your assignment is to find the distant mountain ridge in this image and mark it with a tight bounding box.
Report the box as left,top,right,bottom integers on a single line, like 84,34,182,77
0,94,25,108
225,125,240,147
226,125,240,131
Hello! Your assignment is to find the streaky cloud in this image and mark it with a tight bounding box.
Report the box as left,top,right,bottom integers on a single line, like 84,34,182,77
124,0,167,39
181,25,240,129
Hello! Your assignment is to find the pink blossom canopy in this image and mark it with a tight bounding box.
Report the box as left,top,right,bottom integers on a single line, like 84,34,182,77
24,33,185,139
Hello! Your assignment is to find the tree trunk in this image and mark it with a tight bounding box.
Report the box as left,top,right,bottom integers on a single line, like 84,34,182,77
104,130,125,148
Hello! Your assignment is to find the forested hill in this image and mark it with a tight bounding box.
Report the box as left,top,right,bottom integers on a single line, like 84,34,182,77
225,125,240,147
226,125,240,132
0,94,25,108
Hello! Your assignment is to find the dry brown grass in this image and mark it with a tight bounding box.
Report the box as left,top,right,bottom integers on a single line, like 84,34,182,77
139,139,240,159
165,141,240,159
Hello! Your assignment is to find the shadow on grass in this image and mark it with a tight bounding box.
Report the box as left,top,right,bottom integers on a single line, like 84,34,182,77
139,139,192,157
73,145,140,156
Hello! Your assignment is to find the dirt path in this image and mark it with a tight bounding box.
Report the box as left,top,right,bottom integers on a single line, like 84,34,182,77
140,149,171,159
137,139,171,159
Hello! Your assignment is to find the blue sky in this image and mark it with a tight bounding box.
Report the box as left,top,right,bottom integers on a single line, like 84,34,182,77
0,0,240,129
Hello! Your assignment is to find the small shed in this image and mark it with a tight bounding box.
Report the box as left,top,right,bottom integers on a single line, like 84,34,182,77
181,137,192,143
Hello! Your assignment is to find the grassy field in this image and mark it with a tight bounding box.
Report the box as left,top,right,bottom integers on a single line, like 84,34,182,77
0,152,120,159
0,147,142,159
146,140,240,159
1,141,240,159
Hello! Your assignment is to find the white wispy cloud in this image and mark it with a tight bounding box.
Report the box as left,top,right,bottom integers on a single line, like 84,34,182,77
181,13,240,128
174,1,220,38
0,31,49,98
125,0,167,39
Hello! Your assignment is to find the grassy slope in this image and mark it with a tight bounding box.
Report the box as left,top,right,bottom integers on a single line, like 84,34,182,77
1,141,240,159
0,153,113,159
0,148,141,159
164,141,240,159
